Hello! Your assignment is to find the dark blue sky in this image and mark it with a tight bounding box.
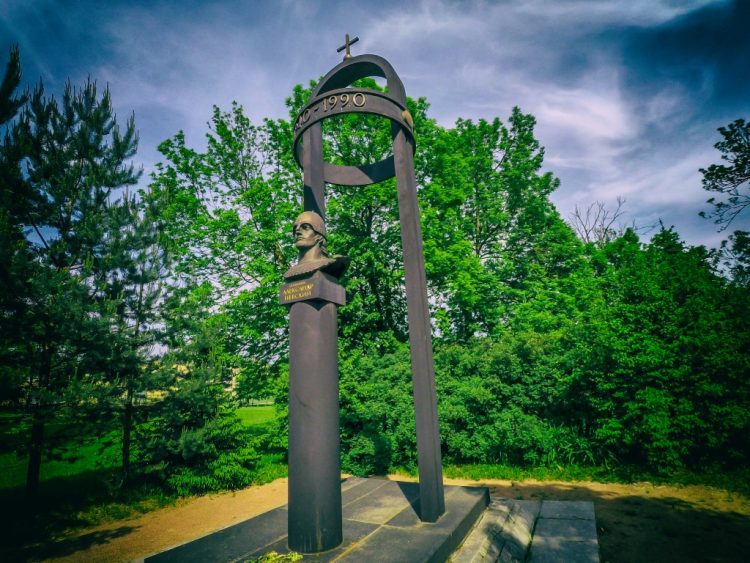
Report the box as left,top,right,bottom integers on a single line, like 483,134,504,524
2,0,748,248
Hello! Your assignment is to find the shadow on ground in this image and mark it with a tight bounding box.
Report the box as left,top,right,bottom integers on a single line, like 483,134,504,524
477,481,750,563
3,526,140,561
3,477,750,562
0,469,161,563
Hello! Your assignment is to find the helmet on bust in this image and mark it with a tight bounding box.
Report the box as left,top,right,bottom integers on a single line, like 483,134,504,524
293,210,327,238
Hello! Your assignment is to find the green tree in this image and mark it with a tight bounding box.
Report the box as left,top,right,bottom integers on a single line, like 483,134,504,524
151,102,296,382
149,81,750,479
571,228,750,469
6,75,140,496
720,230,750,287
136,314,259,495
89,187,169,484
0,46,30,405
418,108,567,341
700,118,750,229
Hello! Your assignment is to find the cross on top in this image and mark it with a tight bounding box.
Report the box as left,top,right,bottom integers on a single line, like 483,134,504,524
336,34,359,60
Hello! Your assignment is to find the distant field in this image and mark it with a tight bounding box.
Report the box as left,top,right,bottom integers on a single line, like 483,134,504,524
236,405,277,427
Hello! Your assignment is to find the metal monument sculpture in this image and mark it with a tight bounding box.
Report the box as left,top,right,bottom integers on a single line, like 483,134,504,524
279,35,445,553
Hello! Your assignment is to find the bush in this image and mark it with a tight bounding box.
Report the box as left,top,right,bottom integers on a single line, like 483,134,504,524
136,367,260,495
337,339,601,474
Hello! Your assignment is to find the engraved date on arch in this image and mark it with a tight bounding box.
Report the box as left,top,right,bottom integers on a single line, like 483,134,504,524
295,92,367,130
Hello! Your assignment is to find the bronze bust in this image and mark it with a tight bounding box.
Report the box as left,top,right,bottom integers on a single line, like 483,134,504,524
283,211,349,280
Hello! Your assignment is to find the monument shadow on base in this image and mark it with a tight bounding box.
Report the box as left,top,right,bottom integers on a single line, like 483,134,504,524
142,477,488,563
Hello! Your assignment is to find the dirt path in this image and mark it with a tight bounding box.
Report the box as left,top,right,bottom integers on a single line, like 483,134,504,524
38,476,750,562
41,478,289,563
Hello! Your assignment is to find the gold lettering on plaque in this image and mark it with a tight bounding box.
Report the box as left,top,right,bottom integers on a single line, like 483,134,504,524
282,281,315,302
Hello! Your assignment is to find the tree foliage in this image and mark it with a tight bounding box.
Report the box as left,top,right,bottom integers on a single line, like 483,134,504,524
700,118,750,229
3,46,749,506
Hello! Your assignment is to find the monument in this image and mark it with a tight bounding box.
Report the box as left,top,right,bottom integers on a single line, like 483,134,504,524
144,34,600,563
280,34,445,553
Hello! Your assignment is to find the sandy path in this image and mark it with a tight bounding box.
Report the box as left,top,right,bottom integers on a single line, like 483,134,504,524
40,475,750,562
44,478,289,563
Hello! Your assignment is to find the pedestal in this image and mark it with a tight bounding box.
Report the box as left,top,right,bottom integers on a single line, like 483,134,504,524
282,271,346,552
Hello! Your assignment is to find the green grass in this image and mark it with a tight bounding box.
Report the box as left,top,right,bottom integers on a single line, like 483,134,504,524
237,405,277,426
0,432,120,490
1,406,276,490
436,464,750,498
0,406,285,543
442,463,621,483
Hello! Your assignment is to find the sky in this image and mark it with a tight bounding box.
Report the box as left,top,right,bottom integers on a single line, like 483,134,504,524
2,0,748,249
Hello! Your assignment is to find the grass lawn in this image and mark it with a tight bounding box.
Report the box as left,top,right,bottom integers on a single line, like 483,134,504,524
0,405,284,549
0,432,120,490
0,406,278,490
236,405,277,427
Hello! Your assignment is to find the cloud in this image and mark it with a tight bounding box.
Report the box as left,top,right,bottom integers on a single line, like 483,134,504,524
2,0,745,248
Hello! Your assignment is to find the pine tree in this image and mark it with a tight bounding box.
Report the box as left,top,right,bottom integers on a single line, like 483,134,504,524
8,75,140,497
91,187,168,484
0,46,31,406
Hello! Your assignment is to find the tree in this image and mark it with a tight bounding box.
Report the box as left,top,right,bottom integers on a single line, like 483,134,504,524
150,102,298,399
7,74,140,497
135,321,259,495
0,46,26,125
569,227,750,469
700,118,750,229
720,230,750,287
569,197,627,247
0,46,30,405
419,108,572,341
147,80,750,479
91,187,169,484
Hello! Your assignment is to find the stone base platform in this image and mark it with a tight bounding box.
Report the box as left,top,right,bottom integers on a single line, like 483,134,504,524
452,498,600,562
141,477,489,563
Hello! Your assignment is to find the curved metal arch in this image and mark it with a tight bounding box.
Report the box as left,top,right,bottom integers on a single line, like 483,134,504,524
292,87,414,186
312,54,407,105
289,51,445,540
294,54,413,186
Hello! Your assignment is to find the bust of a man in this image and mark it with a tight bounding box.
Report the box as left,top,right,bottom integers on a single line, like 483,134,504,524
283,211,349,280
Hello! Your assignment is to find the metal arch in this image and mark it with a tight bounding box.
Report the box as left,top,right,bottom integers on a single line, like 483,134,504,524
312,54,407,105
293,88,414,186
294,55,413,187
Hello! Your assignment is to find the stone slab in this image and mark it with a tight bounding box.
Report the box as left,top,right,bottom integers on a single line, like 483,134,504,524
528,500,599,563
451,499,540,563
343,480,419,524
250,520,378,562
527,540,600,563
532,518,598,543
538,500,595,520
142,507,289,563
451,499,598,563
341,477,390,504
142,477,488,563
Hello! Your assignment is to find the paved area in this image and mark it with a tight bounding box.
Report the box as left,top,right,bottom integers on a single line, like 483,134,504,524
141,477,489,563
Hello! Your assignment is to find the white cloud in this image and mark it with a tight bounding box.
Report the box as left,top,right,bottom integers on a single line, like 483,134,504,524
513,0,723,26
4,0,741,248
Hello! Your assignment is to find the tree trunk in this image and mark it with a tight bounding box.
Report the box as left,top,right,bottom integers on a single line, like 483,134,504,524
121,385,134,485
26,341,51,500
25,406,45,499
